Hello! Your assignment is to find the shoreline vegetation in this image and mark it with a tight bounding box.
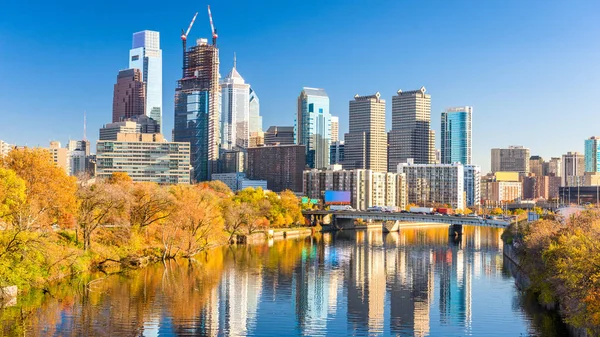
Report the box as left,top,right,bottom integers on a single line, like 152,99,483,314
0,148,306,297
502,210,600,335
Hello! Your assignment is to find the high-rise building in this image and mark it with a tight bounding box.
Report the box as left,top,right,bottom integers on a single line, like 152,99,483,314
248,87,262,134
67,140,91,176
330,141,345,165
174,38,220,182
544,157,562,177
216,149,245,173
388,87,435,171
112,68,146,123
331,116,339,143
264,126,295,145
529,155,544,177
48,141,70,175
397,161,465,209
441,106,472,165
303,167,406,211
0,140,13,157
129,30,163,131
562,151,585,187
480,172,522,205
246,145,305,192
343,93,387,172
96,133,190,184
490,146,530,174
464,165,481,207
523,175,561,200
220,59,250,149
296,87,331,169
585,136,600,173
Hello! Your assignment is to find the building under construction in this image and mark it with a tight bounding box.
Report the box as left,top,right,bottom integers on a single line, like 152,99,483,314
174,9,221,182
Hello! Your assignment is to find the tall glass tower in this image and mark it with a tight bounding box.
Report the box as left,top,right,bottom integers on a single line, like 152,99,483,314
295,87,331,169
129,30,163,133
248,87,262,134
584,136,600,172
220,62,250,149
441,106,473,165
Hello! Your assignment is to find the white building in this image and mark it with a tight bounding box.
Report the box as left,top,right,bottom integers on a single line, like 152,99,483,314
249,87,262,134
464,165,481,207
221,59,250,149
397,161,465,209
211,172,267,192
0,140,12,157
129,30,163,132
303,166,406,211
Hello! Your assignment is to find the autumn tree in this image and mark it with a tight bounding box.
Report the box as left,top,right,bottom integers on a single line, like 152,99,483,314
266,190,303,227
0,168,26,223
490,207,503,215
0,148,77,229
108,172,133,186
76,181,129,251
129,182,172,231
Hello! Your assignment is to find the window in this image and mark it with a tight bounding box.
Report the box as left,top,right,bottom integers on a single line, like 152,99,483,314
131,55,139,61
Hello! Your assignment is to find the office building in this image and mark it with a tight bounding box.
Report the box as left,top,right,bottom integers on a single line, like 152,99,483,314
388,87,435,170
397,161,464,209
100,116,160,141
248,87,262,134
246,145,305,192
48,141,70,174
112,68,146,123
491,146,530,174
249,131,264,148
441,106,472,165
67,140,91,176
529,156,544,177
296,87,331,169
0,140,13,157
464,165,481,207
331,116,339,143
216,149,245,173
174,38,220,182
480,172,522,205
264,126,295,145
562,151,585,187
523,175,561,200
210,172,266,192
129,30,163,131
585,136,600,173
330,141,345,165
343,93,387,172
220,59,250,149
544,157,562,177
303,167,406,211
96,133,190,184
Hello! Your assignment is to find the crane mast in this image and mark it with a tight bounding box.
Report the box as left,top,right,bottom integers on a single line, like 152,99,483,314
208,5,218,46
181,12,198,77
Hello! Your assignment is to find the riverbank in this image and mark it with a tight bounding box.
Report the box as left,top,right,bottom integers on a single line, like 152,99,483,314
502,212,600,336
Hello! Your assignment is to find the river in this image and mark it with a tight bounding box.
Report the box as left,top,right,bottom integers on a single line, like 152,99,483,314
1,226,568,336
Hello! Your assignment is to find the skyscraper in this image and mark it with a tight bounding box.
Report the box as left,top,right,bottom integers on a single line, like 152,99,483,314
343,93,387,172
491,146,530,174
174,38,220,182
129,30,163,132
264,126,295,145
220,58,250,149
331,116,339,143
562,151,585,187
529,155,544,177
112,69,146,123
296,87,331,169
388,87,435,171
584,136,600,173
441,106,472,165
249,87,262,134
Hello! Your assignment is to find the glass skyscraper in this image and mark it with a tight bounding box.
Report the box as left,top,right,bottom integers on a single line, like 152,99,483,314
584,136,600,172
295,87,331,169
129,30,163,133
441,106,473,165
248,87,262,134
220,63,250,149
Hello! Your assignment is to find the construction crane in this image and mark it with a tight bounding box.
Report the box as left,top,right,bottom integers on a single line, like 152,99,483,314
181,12,198,77
208,5,218,46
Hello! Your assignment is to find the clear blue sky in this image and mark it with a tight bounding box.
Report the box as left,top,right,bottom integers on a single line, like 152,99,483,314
1,0,599,172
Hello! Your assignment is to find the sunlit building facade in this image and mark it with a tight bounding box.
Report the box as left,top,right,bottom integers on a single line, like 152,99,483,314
441,106,472,165
296,87,331,169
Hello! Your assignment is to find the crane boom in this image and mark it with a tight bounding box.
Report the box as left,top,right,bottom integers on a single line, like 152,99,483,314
185,12,198,39
208,5,218,45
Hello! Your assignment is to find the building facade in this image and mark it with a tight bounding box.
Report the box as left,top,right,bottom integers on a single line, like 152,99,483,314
112,68,146,123
441,106,472,165
96,133,190,184
388,87,435,170
303,167,406,211
529,155,544,177
129,30,163,131
47,141,70,175
343,93,387,172
67,140,91,176
331,116,339,143
220,62,250,149
216,149,245,173
264,126,295,145
480,172,522,205
397,161,465,209
523,175,561,200
585,136,600,173
174,38,220,182
248,87,262,134
330,141,345,165
246,145,306,192
464,165,481,207
296,87,331,169
490,146,530,174
562,151,585,187
544,157,562,177
0,140,13,157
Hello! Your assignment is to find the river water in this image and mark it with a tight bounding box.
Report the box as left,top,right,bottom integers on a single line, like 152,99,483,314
1,226,568,336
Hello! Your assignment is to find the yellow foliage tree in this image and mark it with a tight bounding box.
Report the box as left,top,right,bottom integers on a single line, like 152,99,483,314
0,168,26,222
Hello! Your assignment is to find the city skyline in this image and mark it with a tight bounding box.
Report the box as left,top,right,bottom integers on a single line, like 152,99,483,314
2,1,600,173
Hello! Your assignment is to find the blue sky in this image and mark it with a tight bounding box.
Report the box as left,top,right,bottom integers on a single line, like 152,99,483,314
1,0,599,172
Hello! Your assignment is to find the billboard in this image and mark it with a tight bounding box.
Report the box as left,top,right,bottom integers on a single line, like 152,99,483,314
324,190,351,205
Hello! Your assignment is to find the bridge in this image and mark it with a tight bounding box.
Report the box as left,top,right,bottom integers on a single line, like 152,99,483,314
303,210,510,235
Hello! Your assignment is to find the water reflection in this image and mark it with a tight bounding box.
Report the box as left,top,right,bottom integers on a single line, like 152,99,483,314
1,227,568,336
